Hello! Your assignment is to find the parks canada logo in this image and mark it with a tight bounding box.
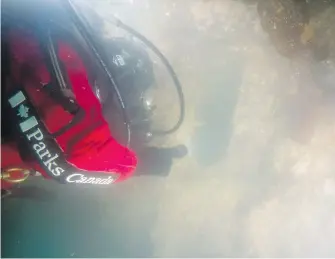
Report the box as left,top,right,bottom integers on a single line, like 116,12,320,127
8,90,115,185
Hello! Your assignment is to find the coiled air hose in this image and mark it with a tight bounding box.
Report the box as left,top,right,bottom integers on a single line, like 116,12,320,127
64,0,185,140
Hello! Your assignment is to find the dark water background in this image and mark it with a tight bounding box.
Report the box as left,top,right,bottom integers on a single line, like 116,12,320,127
2,178,157,257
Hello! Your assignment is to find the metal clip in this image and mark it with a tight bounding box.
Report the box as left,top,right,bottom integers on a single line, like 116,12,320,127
1,167,31,184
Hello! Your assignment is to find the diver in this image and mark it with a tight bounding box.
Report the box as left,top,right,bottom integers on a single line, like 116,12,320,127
1,0,186,196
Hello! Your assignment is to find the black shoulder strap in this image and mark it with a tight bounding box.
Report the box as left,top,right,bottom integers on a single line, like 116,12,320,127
6,88,117,185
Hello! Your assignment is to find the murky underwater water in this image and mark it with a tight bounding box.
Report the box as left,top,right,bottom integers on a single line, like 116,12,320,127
2,0,335,257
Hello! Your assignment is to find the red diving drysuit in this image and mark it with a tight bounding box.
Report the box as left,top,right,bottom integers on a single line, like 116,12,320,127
1,26,137,189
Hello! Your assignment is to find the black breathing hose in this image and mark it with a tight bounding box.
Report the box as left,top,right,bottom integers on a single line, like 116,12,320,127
64,0,185,140
63,0,132,146
111,18,185,135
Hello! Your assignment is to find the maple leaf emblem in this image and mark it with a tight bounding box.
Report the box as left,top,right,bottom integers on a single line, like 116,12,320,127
17,104,29,119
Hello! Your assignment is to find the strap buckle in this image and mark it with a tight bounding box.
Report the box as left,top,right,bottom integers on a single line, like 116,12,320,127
1,167,31,184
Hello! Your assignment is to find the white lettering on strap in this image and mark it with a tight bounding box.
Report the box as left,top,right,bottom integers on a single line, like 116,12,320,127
9,90,116,185
66,173,114,185
27,127,44,141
